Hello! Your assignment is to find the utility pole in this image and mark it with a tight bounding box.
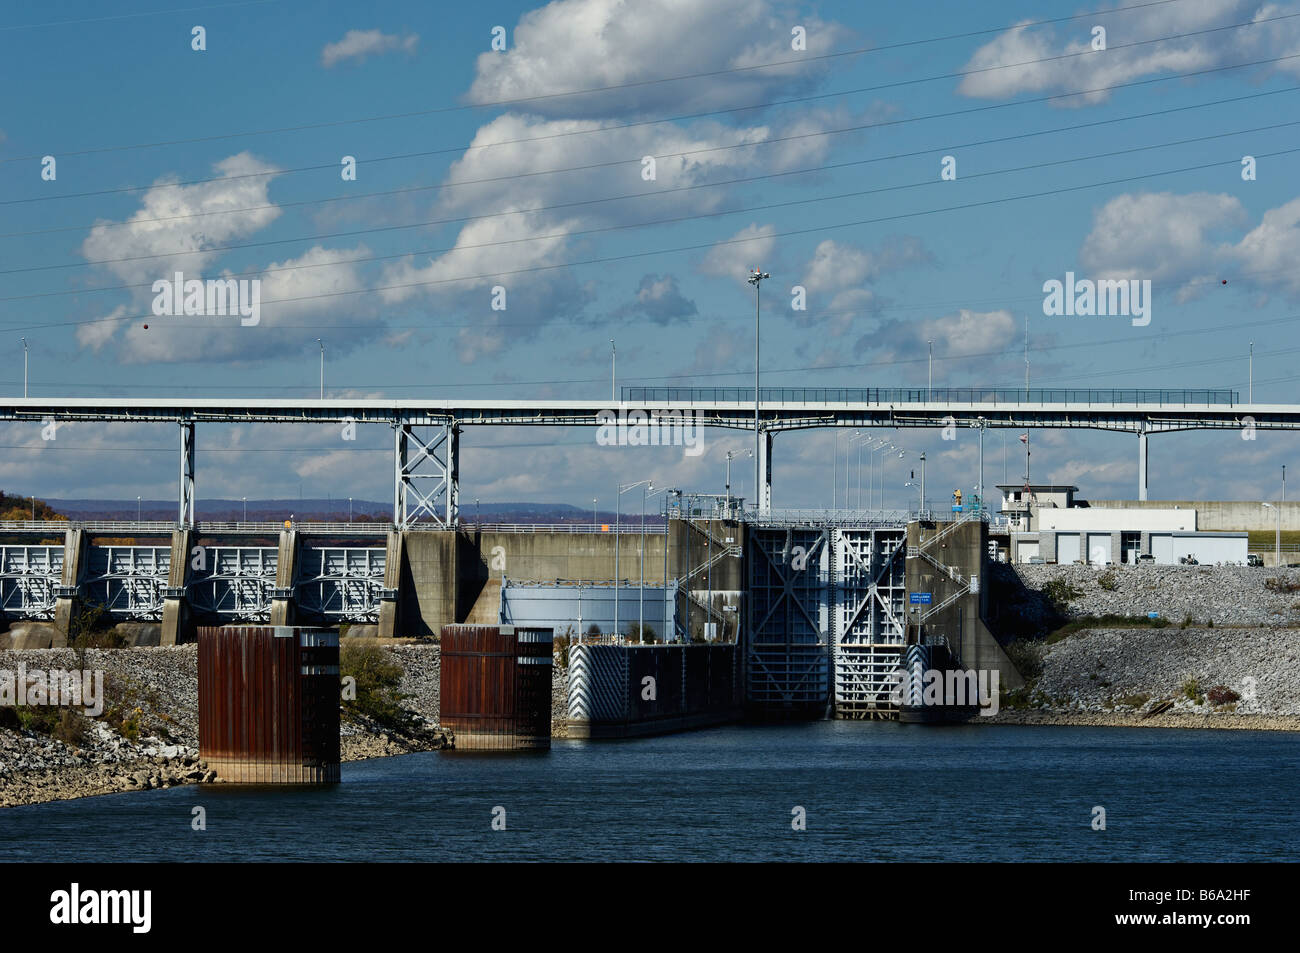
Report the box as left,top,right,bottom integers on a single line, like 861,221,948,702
748,267,770,516
1264,502,1281,567
928,340,933,401
1024,314,1030,401
920,451,927,517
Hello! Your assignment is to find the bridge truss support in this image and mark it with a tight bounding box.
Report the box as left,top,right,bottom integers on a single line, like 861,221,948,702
179,420,195,528
757,430,772,518
394,422,459,529
1138,428,1149,502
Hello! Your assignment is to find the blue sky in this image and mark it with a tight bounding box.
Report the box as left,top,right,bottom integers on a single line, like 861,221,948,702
2,0,1299,512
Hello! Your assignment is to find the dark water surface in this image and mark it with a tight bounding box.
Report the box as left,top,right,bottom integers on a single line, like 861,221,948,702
3,722,1296,862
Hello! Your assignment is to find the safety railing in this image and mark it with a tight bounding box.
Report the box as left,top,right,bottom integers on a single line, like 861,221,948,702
623,386,1238,406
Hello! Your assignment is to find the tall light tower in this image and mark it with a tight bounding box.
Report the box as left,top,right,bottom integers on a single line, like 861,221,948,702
316,338,324,399
20,338,28,398
747,267,770,516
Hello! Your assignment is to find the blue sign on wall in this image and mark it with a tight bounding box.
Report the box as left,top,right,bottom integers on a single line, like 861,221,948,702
909,592,933,605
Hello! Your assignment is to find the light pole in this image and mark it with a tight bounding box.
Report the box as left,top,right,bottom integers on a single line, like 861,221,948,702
972,417,988,514
475,497,480,525
20,338,28,398
725,449,750,516
647,485,675,643
1249,341,1254,403
137,496,141,521
849,432,871,510
242,496,247,522
610,339,616,403
348,497,352,523
315,338,324,399
919,451,927,517
748,267,770,516
30,496,35,520
617,480,653,641
868,440,889,512
928,339,933,401
1264,502,1281,567
592,497,598,528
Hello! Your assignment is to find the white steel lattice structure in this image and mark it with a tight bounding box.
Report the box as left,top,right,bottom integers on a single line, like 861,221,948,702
831,528,907,718
82,546,171,620
294,546,385,622
394,422,459,529
188,546,278,621
0,544,64,620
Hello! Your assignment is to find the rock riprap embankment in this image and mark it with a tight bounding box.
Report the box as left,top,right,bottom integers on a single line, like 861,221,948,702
1014,564,1300,627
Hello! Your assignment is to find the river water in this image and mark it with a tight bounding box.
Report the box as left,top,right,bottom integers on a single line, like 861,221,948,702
2,722,1296,862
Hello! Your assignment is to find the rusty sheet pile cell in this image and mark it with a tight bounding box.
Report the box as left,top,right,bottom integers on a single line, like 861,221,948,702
440,624,552,750
198,625,341,783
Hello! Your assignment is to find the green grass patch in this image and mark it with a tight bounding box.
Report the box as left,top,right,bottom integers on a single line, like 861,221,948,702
1045,613,1171,644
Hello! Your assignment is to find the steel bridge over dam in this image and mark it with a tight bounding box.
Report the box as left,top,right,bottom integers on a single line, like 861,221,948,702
3,387,1295,529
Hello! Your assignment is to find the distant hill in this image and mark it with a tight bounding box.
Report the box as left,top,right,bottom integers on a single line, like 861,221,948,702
0,491,64,521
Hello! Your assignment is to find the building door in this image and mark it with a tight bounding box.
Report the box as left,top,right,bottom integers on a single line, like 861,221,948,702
1057,533,1081,564
1087,533,1112,565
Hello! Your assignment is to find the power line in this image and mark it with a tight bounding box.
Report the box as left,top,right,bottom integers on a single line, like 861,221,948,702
5,302,1297,395
7,144,1297,335
0,0,1194,160
7,105,1297,296
11,82,1291,242
7,27,1299,209
0,0,281,32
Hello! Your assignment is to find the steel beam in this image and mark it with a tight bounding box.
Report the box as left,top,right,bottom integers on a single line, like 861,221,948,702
393,421,458,530
178,420,195,528
1138,429,1149,501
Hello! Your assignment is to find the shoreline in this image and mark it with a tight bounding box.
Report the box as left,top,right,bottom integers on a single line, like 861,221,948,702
984,709,1300,731
7,709,1295,810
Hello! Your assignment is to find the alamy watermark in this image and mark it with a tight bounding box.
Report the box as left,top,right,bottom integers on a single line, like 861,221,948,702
0,664,104,716
151,271,261,326
1042,271,1150,327
596,407,705,456
888,666,1001,716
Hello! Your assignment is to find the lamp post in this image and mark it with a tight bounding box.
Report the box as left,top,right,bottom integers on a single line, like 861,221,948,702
348,497,352,523
747,267,770,516
20,338,28,398
617,480,653,642
315,338,324,399
972,416,988,514
610,339,616,403
137,496,141,521
593,497,598,529
725,449,750,517
1264,502,1281,567
868,440,889,512
928,339,933,401
475,498,480,525
920,451,927,517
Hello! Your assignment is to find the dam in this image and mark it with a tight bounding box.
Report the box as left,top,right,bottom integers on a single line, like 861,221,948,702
0,506,1022,728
